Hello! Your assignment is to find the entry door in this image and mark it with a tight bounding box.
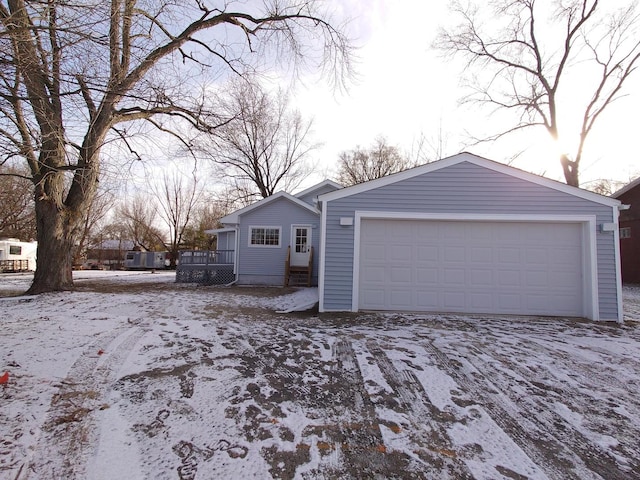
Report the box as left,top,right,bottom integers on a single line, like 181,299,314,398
291,226,311,266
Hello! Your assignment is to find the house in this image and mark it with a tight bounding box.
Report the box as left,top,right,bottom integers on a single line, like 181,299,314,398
193,153,623,321
612,178,640,283
190,180,341,286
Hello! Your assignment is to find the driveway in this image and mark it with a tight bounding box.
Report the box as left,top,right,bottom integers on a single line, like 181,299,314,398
2,273,640,479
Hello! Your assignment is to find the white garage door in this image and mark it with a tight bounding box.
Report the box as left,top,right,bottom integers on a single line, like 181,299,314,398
359,219,584,316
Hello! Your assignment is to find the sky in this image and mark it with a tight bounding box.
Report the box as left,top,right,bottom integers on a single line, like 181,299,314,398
286,0,640,191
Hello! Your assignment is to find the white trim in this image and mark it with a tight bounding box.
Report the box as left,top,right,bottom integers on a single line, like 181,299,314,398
318,200,328,312
221,191,320,224
318,152,620,208
294,179,342,199
613,207,624,323
248,225,282,248
350,211,599,320
204,227,236,235
582,218,599,321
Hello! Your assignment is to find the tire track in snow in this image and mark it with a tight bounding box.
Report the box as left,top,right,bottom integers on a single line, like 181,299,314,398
459,341,639,474
322,337,412,477
27,326,146,480
421,339,588,480
364,339,475,479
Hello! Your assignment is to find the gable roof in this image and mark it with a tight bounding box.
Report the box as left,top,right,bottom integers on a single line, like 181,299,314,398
220,191,320,224
612,177,640,199
318,152,620,207
294,179,342,199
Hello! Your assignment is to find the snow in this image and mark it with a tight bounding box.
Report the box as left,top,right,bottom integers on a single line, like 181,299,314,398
1,271,640,479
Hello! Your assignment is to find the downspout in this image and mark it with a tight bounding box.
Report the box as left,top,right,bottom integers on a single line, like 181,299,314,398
225,225,240,287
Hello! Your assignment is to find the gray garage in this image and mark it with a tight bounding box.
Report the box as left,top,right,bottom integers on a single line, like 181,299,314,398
318,153,623,321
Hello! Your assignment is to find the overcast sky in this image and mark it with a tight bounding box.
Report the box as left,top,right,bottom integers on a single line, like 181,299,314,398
289,0,640,190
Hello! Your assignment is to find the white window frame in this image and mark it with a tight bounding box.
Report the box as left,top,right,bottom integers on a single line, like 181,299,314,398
248,226,281,248
620,227,631,239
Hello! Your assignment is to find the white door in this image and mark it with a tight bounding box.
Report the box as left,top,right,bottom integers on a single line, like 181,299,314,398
359,219,584,316
291,226,312,266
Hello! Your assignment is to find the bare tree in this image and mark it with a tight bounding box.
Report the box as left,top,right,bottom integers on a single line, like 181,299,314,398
0,0,351,293
115,195,165,252
336,137,414,186
0,165,35,240
436,0,640,186
153,171,202,267
201,79,317,202
72,186,115,267
181,197,236,250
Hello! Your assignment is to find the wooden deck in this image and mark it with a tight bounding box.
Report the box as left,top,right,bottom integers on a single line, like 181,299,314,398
176,250,235,284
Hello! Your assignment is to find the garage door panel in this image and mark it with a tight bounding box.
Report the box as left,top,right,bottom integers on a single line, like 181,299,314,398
525,248,548,264
470,269,492,286
360,288,385,308
442,223,466,239
390,247,412,262
525,271,548,287
444,291,466,309
390,290,412,307
391,266,412,283
363,244,386,260
499,248,521,264
470,293,494,310
444,268,465,284
444,246,465,262
497,269,520,286
417,246,438,261
416,291,438,308
417,268,438,284
359,219,584,317
471,247,493,263
362,265,386,282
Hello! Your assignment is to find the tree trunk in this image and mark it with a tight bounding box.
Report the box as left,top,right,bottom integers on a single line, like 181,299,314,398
26,142,101,294
560,154,580,188
27,198,76,294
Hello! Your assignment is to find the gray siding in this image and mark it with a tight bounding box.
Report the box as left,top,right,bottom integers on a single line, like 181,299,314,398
322,161,619,320
237,197,320,285
297,184,341,206
216,231,235,251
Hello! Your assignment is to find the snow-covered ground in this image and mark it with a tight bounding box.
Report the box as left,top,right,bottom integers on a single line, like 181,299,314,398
1,271,639,479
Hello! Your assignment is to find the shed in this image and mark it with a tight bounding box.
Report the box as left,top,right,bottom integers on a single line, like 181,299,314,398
318,153,623,321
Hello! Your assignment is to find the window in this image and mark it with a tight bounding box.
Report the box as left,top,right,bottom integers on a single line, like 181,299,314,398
620,227,631,239
249,226,281,247
9,245,21,255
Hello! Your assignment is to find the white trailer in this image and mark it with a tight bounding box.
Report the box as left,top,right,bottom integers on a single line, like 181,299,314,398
124,251,168,270
0,239,37,272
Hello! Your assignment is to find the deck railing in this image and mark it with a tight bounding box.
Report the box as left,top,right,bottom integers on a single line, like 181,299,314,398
178,250,234,266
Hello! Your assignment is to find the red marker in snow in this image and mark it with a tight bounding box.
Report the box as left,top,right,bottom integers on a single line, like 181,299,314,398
0,371,9,385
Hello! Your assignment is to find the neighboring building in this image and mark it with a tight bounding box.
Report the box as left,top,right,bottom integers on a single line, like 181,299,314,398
84,239,135,269
190,153,624,322
612,178,640,283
